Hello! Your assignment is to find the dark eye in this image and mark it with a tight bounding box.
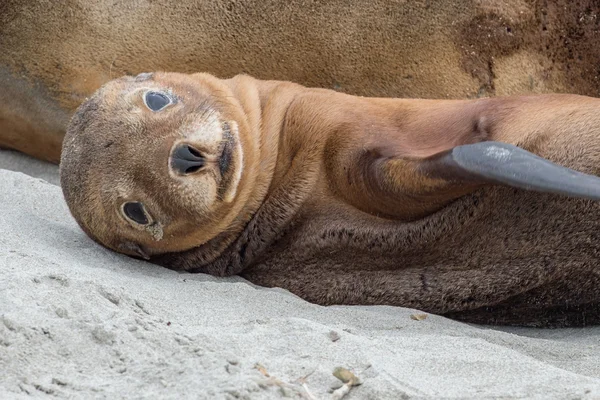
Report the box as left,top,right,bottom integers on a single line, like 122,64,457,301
122,202,149,225
144,91,172,111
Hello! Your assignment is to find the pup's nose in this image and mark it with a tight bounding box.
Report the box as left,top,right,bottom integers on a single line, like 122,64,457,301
171,144,205,175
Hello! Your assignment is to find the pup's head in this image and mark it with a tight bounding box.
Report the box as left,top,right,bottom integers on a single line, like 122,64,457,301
60,72,258,258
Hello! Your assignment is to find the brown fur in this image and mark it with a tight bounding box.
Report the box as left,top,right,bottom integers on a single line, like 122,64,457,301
61,72,600,327
3,0,600,162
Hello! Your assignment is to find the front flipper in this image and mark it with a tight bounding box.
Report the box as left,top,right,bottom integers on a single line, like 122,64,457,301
319,94,600,220
419,141,600,202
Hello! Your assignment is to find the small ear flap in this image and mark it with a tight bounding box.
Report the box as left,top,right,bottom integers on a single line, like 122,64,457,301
118,241,151,260
418,141,600,201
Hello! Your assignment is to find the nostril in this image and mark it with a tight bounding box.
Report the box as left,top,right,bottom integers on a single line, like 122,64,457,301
171,144,205,175
187,145,202,158
183,164,203,174
176,144,203,161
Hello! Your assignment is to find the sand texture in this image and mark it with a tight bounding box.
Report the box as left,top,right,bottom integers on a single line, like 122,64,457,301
1,150,600,399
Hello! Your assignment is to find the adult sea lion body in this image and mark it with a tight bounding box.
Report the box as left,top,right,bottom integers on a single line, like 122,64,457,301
61,72,600,327
2,0,600,162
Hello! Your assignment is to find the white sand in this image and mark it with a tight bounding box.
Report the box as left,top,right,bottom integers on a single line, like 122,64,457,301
1,149,600,399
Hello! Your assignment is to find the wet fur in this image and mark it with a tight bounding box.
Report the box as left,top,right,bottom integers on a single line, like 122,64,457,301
3,0,600,162
62,72,600,327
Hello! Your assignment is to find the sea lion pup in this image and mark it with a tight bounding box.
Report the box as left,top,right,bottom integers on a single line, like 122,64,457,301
61,72,600,327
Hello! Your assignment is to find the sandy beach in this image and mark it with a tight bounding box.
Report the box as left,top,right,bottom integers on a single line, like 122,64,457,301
1,149,600,399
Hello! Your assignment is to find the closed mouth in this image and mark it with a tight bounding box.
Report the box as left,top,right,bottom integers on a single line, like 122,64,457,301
219,123,234,177
217,122,241,202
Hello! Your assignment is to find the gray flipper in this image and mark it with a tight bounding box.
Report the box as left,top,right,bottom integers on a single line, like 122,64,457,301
419,141,600,201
